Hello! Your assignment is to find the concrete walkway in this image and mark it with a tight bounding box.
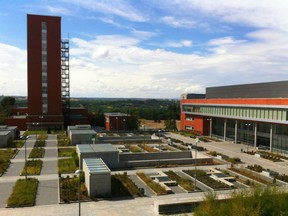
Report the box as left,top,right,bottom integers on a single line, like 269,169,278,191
0,135,60,208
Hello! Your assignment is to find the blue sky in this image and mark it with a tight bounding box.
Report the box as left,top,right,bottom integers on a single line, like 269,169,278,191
1,0,288,98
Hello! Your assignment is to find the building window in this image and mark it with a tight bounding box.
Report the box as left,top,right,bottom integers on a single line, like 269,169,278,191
185,117,194,121
41,21,48,114
185,126,194,130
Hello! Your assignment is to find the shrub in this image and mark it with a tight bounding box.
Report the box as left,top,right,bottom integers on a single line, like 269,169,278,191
59,176,88,203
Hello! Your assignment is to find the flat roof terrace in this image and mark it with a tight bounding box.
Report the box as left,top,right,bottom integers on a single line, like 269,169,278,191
77,144,118,153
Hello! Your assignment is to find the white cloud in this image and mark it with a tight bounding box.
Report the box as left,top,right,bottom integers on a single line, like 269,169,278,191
158,0,288,32
45,5,72,15
68,30,288,98
160,16,198,28
62,0,148,22
166,40,193,48
0,43,26,96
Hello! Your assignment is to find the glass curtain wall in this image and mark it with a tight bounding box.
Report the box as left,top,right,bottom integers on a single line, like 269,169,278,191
237,121,254,146
226,119,236,141
256,122,270,148
272,124,288,154
212,118,224,139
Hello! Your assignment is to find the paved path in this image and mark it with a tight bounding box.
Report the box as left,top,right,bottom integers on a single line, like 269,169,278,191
35,135,59,206
166,132,288,175
0,135,60,208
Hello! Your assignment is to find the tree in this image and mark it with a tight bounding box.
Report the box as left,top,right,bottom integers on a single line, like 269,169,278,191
164,119,177,131
0,96,15,116
125,115,140,130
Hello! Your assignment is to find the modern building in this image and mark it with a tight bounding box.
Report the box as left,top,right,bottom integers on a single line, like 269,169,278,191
67,124,96,145
5,14,88,130
76,144,119,169
104,113,130,131
0,126,17,147
180,81,288,154
26,14,64,129
82,158,111,198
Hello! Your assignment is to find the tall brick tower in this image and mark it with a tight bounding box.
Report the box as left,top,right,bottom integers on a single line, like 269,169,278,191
26,14,64,129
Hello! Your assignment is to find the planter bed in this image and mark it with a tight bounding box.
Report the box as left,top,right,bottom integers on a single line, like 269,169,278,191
6,178,38,207
58,147,76,157
21,159,43,175
0,149,18,176
112,173,143,197
137,172,167,195
229,167,273,186
164,170,195,192
59,176,89,203
183,169,230,190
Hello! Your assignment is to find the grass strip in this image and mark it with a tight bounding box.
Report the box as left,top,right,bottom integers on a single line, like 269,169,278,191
6,178,38,207
137,172,167,195
29,147,45,158
184,170,230,189
139,144,159,152
34,140,46,147
164,170,194,192
58,147,76,157
21,160,43,175
58,158,78,173
112,173,143,197
0,149,18,175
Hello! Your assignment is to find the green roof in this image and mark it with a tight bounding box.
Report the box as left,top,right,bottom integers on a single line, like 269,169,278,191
77,144,117,153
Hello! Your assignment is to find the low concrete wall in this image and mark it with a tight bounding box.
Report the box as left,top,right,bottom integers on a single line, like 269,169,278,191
97,136,155,144
119,158,214,168
119,151,192,162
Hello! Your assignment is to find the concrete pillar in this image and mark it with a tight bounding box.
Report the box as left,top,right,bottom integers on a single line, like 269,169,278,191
270,124,273,152
235,120,238,144
209,118,212,137
254,123,257,148
224,119,227,141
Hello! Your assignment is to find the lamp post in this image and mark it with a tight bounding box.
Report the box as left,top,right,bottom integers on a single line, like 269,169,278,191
157,130,161,167
21,135,30,181
75,169,82,216
194,138,199,191
116,117,118,132
39,116,44,137
32,123,39,140
245,123,251,152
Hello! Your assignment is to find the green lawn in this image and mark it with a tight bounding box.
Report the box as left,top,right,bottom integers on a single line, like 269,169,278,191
6,178,38,207
58,147,76,157
29,147,45,158
58,158,78,173
20,160,43,175
0,149,18,176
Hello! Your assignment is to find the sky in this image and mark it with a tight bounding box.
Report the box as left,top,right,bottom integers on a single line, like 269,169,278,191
1,0,288,98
